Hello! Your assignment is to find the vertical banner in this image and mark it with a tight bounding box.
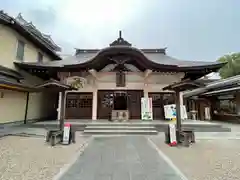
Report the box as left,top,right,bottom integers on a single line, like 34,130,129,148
205,107,211,120
141,98,153,121
169,124,177,145
62,123,71,145
148,97,153,120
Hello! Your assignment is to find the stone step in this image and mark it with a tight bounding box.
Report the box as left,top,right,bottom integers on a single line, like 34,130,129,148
83,129,158,135
86,123,156,127
26,121,230,132
86,122,223,128
85,126,156,131
155,126,231,132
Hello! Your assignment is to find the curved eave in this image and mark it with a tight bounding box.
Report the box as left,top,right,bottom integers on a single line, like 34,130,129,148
178,62,226,71
14,62,61,70
14,46,226,73
63,46,179,71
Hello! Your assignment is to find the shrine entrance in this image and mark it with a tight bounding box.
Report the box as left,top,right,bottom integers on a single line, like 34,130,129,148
97,90,143,120
113,92,128,110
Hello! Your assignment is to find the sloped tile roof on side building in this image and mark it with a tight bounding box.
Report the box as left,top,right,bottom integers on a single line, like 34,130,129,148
0,10,61,60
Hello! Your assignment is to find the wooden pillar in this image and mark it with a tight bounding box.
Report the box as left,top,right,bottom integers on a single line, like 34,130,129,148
57,92,62,120
179,92,184,106
235,93,240,115
144,88,148,98
59,91,65,130
175,90,182,142
92,90,98,120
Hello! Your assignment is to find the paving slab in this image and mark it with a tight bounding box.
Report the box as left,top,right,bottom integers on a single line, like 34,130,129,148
58,136,185,180
150,135,240,180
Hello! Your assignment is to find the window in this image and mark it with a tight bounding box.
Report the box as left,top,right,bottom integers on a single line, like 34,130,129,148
16,40,25,61
37,52,43,62
215,95,237,114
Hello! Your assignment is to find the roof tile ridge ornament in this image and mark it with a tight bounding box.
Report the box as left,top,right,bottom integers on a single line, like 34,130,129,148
15,13,28,25
109,30,132,47
42,33,61,50
15,13,61,52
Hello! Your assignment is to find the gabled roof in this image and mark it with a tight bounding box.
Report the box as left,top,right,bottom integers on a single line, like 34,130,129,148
0,11,61,60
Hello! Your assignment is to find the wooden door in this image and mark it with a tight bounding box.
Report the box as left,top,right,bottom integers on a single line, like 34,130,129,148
97,90,114,119
65,92,93,119
127,90,143,119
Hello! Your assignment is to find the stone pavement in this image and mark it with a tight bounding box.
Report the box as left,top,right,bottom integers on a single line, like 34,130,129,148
150,135,240,180
59,136,185,180
0,125,46,138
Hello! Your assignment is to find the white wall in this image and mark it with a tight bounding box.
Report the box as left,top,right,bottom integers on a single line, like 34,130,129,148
0,24,57,123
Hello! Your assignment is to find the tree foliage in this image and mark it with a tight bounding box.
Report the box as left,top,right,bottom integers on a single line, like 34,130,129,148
217,53,240,79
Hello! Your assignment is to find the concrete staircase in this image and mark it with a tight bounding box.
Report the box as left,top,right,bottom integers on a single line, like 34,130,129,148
25,120,231,133
83,124,158,135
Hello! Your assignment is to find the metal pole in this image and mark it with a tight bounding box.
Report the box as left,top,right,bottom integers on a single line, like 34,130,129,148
175,90,182,143
24,92,30,124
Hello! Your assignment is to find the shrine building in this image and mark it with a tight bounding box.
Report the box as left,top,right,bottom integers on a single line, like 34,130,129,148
15,31,224,121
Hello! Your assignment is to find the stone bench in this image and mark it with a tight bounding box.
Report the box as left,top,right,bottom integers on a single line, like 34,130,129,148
46,130,63,146
179,130,195,147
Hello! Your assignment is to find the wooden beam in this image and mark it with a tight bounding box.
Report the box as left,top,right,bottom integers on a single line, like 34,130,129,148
143,69,152,79
88,69,98,79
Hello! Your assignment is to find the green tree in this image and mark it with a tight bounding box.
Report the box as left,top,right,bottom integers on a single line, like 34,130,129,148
218,53,240,78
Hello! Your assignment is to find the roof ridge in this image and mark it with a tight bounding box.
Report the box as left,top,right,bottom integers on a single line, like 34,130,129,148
15,12,61,52
0,10,61,60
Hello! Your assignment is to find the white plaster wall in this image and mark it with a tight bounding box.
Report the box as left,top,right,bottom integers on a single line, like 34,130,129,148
0,90,26,123
64,72,184,92
0,24,57,123
0,25,54,69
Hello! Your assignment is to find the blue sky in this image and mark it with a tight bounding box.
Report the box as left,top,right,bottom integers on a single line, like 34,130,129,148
1,0,240,62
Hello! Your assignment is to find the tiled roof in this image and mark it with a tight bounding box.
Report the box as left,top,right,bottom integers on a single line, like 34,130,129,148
0,10,61,60
15,13,61,52
183,75,240,97
19,47,221,68
13,30,224,71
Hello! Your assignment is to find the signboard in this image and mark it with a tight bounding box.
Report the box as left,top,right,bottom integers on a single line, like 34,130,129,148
141,97,153,121
169,124,177,145
66,76,87,89
164,104,187,120
62,123,71,145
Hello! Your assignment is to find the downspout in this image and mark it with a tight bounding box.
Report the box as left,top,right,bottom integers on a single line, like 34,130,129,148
24,92,30,124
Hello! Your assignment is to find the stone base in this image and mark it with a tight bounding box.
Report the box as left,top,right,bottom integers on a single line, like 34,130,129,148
111,110,129,121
